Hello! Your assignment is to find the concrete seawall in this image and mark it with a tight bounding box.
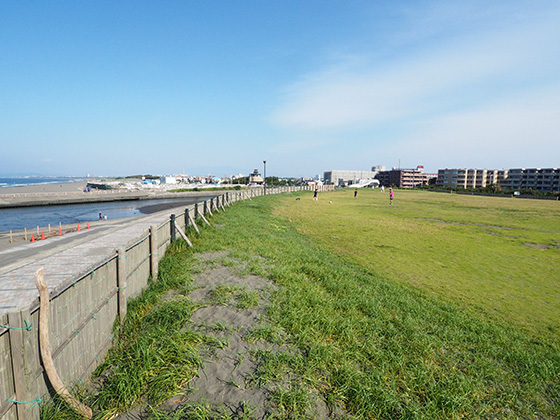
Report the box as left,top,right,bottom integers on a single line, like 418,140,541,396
0,189,223,209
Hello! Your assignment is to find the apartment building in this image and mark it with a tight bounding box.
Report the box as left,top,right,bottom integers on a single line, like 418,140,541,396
486,169,509,186
376,166,434,188
438,169,493,188
500,168,560,192
437,168,559,192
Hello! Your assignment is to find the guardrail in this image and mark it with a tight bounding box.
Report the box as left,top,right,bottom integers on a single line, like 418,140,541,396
0,185,332,420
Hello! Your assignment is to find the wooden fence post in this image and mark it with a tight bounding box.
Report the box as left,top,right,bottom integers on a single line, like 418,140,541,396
117,248,127,325
150,225,158,280
7,309,39,420
170,214,176,243
185,208,190,229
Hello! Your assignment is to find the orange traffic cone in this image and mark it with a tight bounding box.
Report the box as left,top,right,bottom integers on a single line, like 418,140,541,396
41,231,45,240
59,226,63,236
77,223,80,231
86,221,90,229
31,234,35,242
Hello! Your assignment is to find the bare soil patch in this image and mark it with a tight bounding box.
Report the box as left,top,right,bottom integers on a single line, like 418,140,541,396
116,251,338,419
167,253,334,419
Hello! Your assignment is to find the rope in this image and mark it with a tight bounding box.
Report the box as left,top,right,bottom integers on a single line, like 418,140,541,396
0,320,33,331
6,398,42,409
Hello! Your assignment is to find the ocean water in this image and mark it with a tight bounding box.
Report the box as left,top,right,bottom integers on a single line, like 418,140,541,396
0,176,84,188
0,198,210,232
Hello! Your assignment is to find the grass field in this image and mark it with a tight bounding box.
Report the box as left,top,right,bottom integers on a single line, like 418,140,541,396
41,189,559,419
277,189,560,342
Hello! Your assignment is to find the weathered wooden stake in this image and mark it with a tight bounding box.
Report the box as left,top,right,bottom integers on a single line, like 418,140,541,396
174,220,193,247
199,212,211,226
188,212,200,234
35,268,93,419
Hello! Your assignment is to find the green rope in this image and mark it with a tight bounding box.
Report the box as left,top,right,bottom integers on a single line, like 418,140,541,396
0,320,33,331
7,398,42,408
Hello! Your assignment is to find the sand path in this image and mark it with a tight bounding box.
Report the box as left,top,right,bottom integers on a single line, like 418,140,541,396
118,251,337,419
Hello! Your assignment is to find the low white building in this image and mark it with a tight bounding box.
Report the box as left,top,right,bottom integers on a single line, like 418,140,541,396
160,176,177,184
323,166,385,187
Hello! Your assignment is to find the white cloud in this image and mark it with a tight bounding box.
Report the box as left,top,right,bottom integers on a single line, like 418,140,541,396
382,83,560,170
270,3,560,133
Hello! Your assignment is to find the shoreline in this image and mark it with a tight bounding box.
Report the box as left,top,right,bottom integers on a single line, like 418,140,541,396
0,180,89,195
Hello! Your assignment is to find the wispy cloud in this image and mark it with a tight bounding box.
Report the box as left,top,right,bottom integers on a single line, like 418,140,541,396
385,82,560,169
270,3,560,135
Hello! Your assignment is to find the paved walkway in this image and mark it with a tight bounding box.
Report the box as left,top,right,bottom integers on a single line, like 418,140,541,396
0,206,187,316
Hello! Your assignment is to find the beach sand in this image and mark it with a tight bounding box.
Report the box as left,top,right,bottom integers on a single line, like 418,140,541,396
0,180,89,195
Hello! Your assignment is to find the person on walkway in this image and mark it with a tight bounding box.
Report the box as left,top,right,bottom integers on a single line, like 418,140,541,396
389,188,394,205
99,212,103,220
313,188,318,201
354,189,358,198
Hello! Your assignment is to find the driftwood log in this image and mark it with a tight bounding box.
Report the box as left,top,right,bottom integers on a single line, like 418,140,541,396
35,268,93,419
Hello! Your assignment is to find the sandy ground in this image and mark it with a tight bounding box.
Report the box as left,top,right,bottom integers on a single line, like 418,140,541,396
0,180,89,195
118,251,341,419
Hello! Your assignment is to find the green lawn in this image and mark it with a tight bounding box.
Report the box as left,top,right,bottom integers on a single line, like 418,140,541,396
42,190,559,419
277,189,560,342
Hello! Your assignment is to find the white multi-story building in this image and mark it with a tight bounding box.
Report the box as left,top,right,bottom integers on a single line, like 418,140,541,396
323,166,385,186
437,168,559,192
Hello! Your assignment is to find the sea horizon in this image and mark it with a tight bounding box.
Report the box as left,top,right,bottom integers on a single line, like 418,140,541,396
0,176,87,189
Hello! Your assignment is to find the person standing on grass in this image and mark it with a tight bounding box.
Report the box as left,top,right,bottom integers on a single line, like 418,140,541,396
389,188,394,205
313,188,318,201
354,189,358,198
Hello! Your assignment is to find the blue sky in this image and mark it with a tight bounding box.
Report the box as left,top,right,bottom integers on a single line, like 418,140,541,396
1,1,559,178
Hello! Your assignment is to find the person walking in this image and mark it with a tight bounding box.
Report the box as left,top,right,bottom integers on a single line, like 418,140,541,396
389,188,394,205
313,188,318,201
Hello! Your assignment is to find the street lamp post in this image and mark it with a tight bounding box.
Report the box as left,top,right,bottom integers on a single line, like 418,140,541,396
263,160,267,195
